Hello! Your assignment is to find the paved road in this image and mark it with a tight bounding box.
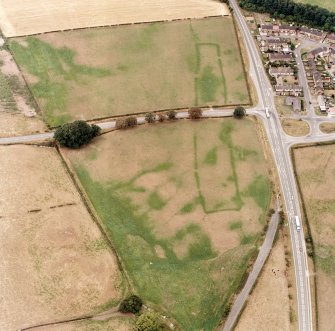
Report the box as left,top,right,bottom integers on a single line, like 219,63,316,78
223,204,280,331
228,1,314,330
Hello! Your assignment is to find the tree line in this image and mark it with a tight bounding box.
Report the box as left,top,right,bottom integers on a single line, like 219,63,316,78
238,0,335,32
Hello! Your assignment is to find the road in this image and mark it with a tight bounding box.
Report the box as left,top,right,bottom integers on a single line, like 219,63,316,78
223,203,280,331
227,1,314,330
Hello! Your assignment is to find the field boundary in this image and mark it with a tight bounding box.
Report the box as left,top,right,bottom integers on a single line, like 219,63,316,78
6,15,230,39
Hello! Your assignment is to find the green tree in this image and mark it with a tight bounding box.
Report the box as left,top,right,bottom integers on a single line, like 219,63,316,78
135,312,161,331
233,106,246,119
166,110,176,120
54,120,100,148
119,295,143,314
145,112,156,123
188,107,202,119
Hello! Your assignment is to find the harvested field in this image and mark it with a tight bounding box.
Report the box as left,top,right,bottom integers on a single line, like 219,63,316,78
0,48,46,136
319,122,335,134
0,0,229,37
0,145,123,331
235,235,290,331
10,16,250,127
64,118,272,330
293,144,335,331
281,118,310,137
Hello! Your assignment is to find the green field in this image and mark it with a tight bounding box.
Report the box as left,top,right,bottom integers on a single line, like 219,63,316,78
9,17,250,127
295,0,335,12
65,119,271,330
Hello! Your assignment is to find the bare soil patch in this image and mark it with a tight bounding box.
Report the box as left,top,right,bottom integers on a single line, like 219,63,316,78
281,118,310,137
0,0,229,37
293,144,335,331
235,236,290,331
0,145,123,331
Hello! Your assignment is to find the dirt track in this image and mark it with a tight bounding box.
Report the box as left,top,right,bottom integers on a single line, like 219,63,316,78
0,0,229,37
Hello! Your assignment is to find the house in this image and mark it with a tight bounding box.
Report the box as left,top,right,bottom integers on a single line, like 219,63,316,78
317,95,327,112
308,46,330,59
279,24,298,36
326,33,335,45
269,66,294,78
268,53,293,63
327,106,335,116
299,27,324,41
285,97,302,112
275,85,303,96
260,37,289,52
259,24,274,36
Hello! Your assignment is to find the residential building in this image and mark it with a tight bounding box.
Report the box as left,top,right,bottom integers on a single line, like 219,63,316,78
327,106,335,116
275,85,303,96
269,66,294,78
299,27,324,41
308,46,330,59
268,53,293,62
317,95,327,112
326,33,335,45
260,37,289,52
285,96,301,112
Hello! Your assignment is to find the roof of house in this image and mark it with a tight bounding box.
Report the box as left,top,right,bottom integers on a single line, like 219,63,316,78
327,33,335,42
269,67,294,75
275,85,302,91
269,53,292,61
285,97,301,111
260,24,273,30
309,46,329,57
300,27,323,37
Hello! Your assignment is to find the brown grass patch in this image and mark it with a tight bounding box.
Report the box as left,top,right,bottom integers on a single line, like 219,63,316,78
235,236,290,331
319,122,335,134
281,118,310,137
0,145,123,331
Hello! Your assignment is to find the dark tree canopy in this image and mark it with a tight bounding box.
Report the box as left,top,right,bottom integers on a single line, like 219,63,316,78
233,106,246,118
188,107,203,119
166,110,177,120
119,295,143,314
54,120,101,148
145,112,156,123
238,0,335,32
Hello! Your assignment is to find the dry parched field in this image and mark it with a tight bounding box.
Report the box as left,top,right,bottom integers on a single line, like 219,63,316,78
10,16,250,127
64,118,272,330
235,236,291,331
0,145,123,331
293,144,335,331
0,0,229,37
